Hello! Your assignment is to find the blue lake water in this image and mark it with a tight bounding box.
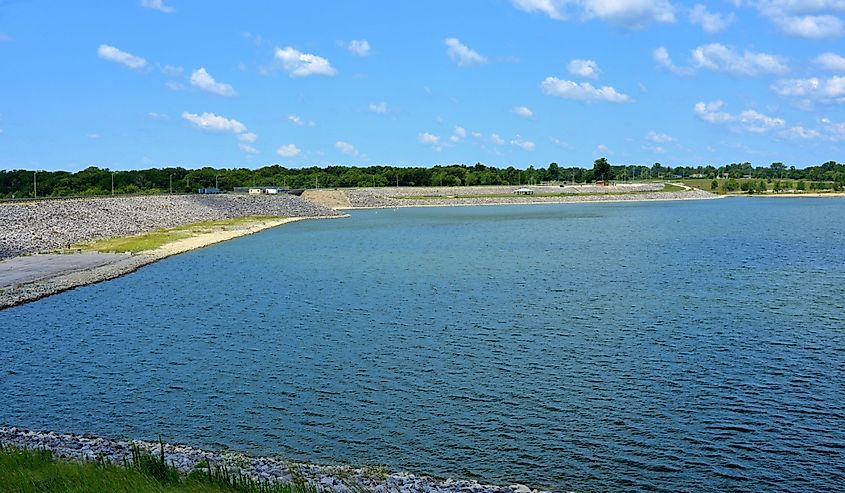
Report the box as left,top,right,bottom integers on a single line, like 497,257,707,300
2,198,845,492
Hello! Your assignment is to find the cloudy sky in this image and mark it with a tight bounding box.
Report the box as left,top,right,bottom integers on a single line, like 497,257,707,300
1,0,844,171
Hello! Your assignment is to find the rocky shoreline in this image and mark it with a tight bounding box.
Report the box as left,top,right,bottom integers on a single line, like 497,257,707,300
0,428,555,493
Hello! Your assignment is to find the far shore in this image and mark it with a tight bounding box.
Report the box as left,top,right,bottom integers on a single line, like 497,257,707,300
0,215,340,310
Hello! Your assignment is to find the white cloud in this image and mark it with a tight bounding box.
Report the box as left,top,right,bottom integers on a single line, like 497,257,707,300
347,39,371,57
771,76,845,105
453,126,467,139
694,100,734,123
774,14,845,37
510,135,535,151
742,1,845,38
814,52,845,71
276,144,301,157
739,109,786,132
165,81,184,91
189,68,237,96
647,131,674,143
274,47,336,77
490,133,506,145
86,133,100,140
689,4,735,33
694,100,786,132
445,38,487,66
147,112,169,120
161,64,183,76
512,106,534,118
692,43,788,75
541,77,631,102
419,132,440,145
511,0,676,28
287,115,315,127
368,102,388,114
567,59,601,79
140,0,175,13
335,141,359,156
97,44,148,70
181,111,247,134
596,143,610,154
238,132,257,143
239,143,259,154
653,46,693,75
781,125,821,139
552,138,575,149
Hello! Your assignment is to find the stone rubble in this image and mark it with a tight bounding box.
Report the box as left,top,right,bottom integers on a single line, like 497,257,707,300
0,194,342,260
0,428,559,493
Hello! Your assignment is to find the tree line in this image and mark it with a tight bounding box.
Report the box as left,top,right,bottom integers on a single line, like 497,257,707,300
1,160,843,199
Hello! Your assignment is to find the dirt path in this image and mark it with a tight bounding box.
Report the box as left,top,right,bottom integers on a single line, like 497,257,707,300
302,189,352,209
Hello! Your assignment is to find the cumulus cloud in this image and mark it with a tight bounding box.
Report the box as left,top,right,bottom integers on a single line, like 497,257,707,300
694,100,734,123
275,47,336,77
742,1,845,38
814,52,845,71
541,77,631,102
276,144,301,157
347,39,371,56
647,131,674,143
510,135,535,151
419,132,440,145
335,140,359,156
287,115,315,127
445,38,487,66
238,132,257,143
490,133,506,145
780,125,821,139
140,0,175,13
694,100,786,133
511,0,676,28
689,4,735,33
190,68,237,96
691,43,788,75
368,102,388,114
147,112,169,120
567,59,601,79
97,44,148,70
181,111,247,134
512,106,534,118
653,46,693,75
165,81,185,91
239,143,259,154
739,109,786,133
771,76,845,104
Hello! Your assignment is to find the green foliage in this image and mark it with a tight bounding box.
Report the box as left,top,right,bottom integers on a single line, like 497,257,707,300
724,179,740,192
797,180,806,191
710,179,719,190
2,160,843,198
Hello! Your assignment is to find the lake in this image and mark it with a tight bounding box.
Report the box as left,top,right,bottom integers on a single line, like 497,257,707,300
2,198,844,492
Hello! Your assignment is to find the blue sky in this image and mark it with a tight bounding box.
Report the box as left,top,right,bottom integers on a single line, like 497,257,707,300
1,0,844,171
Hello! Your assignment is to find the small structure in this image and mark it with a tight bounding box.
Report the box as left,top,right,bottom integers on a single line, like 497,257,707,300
197,187,220,194
513,187,535,195
233,186,280,195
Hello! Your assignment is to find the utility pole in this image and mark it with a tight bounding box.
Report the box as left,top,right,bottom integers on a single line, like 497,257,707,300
33,171,37,198
169,173,174,194
215,175,219,189
111,172,115,195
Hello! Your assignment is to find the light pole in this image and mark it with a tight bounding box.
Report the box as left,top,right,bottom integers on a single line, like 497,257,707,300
169,173,174,194
33,171,37,198
215,175,220,189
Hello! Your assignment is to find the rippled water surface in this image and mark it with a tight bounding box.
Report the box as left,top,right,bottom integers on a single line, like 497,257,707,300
3,198,845,491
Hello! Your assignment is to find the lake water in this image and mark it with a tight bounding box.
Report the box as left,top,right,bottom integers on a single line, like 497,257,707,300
2,198,845,492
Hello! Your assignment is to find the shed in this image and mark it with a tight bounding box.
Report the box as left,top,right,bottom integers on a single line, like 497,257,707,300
513,187,535,195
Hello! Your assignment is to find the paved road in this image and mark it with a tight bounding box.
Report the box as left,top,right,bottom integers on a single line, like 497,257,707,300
0,253,130,287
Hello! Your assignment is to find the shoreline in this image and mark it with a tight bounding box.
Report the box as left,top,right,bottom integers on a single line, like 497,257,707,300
0,215,342,311
0,427,552,493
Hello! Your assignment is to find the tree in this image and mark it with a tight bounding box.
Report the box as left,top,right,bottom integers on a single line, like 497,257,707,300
710,179,719,191
593,158,611,183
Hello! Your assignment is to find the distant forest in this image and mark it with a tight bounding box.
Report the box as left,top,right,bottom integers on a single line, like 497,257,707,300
1,160,843,198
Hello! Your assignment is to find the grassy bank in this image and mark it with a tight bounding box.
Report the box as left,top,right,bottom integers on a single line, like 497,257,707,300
0,444,315,493
72,216,282,253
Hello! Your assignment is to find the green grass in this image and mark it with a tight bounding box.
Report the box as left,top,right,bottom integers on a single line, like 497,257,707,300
397,183,685,200
0,443,319,493
681,178,838,194
75,216,282,253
